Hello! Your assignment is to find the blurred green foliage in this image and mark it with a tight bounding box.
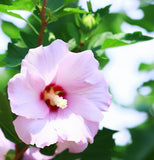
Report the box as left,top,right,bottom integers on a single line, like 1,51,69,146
0,92,20,143
5,150,15,160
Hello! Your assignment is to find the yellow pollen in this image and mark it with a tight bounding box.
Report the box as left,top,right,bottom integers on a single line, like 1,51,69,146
53,95,67,109
44,90,67,109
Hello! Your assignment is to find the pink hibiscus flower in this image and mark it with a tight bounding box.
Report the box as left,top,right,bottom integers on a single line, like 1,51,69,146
8,39,111,153
0,129,14,160
23,147,53,160
0,129,52,160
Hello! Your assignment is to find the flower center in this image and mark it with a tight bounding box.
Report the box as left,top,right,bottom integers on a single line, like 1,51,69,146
40,83,67,112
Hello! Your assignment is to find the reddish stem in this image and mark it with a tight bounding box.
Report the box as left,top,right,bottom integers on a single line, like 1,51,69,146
15,144,19,155
14,144,29,160
37,0,48,46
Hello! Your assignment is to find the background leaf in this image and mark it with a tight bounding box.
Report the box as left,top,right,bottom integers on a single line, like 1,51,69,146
0,0,12,5
64,0,78,5
40,144,57,156
3,43,28,67
124,4,154,32
1,21,20,39
95,5,111,17
0,92,20,143
0,8,24,20
101,32,152,49
139,62,154,71
0,0,35,11
5,150,15,160
0,68,18,92
123,123,154,160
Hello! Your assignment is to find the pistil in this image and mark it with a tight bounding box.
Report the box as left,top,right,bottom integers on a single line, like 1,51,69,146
40,83,67,111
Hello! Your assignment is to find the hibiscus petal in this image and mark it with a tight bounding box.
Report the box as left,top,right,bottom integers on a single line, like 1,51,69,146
77,77,112,111
21,39,69,84
67,94,103,122
8,70,49,119
84,120,99,141
24,147,53,160
56,141,88,154
0,129,14,159
53,110,93,143
54,50,99,92
14,116,58,148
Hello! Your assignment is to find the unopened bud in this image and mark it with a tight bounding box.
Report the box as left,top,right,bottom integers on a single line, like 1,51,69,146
82,14,96,29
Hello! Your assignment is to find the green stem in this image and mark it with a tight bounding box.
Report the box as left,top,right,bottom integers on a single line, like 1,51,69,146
32,13,42,23
25,19,39,35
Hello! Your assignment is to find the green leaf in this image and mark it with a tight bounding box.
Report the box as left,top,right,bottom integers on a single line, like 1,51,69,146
87,1,93,12
53,128,116,160
40,144,57,156
133,80,154,113
0,92,20,143
1,21,20,39
141,80,154,96
47,12,75,41
142,80,154,89
124,124,154,160
32,0,40,6
64,0,78,5
96,5,111,17
0,8,39,35
3,43,28,67
47,0,64,12
0,68,18,92
67,23,80,43
20,31,38,48
0,8,24,20
18,8,52,47
95,13,123,34
52,150,78,160
5,150,15,160
0,0,35,11
0,0,12,5
53,7,88,21
124,4,154,32
47,0,78,13
63,7,88,14
68,38,77,51
0,0,35,22
45,8,58,23
93,49,109,69
82,128,116,160
0,53,7,66
12,0,35,11
20,29,52,48
47,0,79,23
123,32,153,42
47,0,78,40
133,93,153,113
101,32,152,49
102,36,128,49
86,31,151,68
139,62,154,71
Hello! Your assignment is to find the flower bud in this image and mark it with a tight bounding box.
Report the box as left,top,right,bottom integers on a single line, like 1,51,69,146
82,14,96,30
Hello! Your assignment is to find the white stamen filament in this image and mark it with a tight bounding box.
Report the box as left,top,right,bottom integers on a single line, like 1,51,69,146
44,91,67,109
